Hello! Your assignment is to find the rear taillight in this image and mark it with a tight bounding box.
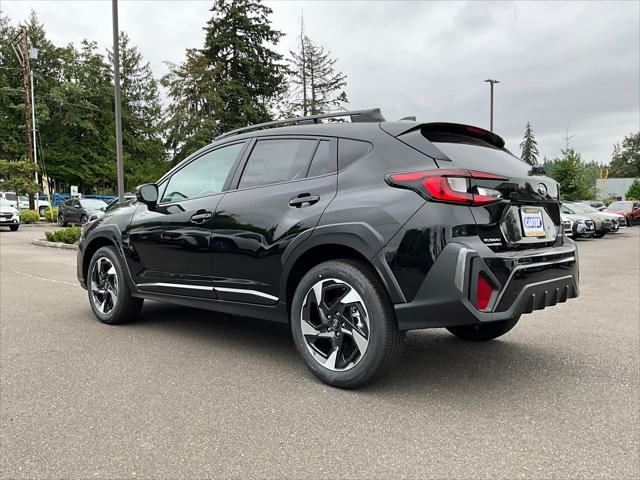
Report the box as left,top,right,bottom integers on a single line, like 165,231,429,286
385,169,505,205
476,272,494,311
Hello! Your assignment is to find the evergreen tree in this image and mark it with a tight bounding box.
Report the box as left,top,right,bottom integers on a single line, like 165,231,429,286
625,178,640,199
548,148,596,200
287,22,348,117
609,132,640,177
163,0,288,163
519,121,539,166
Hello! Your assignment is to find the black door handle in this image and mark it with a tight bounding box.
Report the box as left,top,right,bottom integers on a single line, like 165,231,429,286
289,194,320,207
190,211,212,224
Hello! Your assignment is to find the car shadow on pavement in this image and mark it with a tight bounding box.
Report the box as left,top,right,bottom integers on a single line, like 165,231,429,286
134,301,578,396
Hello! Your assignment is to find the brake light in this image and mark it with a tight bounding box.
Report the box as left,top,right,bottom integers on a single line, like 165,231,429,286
476,273,494,310
386,169,504,205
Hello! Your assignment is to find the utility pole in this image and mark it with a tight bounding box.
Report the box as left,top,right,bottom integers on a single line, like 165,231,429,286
11,26,36,209
30,63,38,186
484,78,500,132
112,0,125,202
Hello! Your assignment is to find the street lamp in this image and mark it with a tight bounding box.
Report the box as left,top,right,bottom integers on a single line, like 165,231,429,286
484,78,500,132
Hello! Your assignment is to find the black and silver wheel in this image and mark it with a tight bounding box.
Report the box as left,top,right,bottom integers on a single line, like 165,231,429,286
87,246,142,324
39,206,47,218
9,224,19,232
291,260,404,389
80,214,88,226
58,214,66,227
446,316,520,342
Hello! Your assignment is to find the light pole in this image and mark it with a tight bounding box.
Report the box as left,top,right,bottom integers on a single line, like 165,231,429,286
112,0,124,202
484,78,500,132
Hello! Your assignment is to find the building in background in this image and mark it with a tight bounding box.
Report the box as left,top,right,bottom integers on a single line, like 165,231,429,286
596,178,637,199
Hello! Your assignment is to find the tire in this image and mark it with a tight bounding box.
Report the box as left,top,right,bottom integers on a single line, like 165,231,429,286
593,231,606,238
87,246,143,325
290,259,405,389
447,316,520,342
9,224,19,232
58,214,66,227
39,207,47,218
80,215,88,226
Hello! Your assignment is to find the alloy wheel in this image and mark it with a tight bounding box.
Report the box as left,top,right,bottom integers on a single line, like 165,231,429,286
300,278,370,371
90,257,119,315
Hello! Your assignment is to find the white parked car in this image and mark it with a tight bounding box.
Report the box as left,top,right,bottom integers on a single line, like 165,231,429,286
0,192,51,217
0,197,20,231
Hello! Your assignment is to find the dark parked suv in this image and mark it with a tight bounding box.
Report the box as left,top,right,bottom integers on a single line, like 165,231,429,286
77,109,579,388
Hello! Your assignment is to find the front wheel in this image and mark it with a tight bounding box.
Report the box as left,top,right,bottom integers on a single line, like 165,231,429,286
80,215,88,226
58,214,66,227
446,316,520,342
290,259,405,389
87,246,143,324
39,207,47,218
9,224,19,232
593,231,606,238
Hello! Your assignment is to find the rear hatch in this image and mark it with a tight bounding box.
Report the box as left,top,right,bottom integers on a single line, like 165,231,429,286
382,122,562,250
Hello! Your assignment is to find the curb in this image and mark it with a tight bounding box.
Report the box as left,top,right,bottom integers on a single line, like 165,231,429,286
32,239,79,251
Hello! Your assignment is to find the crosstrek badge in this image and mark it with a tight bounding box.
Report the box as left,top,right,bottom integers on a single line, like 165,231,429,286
521,207,546,237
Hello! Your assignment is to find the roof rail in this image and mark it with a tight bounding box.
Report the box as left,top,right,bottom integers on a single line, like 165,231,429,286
214,108,386,141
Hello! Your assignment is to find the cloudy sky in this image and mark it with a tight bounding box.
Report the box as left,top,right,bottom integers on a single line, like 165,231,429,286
2,0,639,162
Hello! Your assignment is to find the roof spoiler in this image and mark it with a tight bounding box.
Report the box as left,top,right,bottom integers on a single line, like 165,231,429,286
382,121,506,149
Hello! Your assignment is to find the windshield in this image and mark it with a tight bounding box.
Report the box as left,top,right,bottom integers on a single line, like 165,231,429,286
5,193,17,201
568,203,597,214
80,199,107,209
607,201,632,211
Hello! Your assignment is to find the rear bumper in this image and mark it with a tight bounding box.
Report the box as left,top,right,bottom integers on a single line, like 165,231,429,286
394,241,579,330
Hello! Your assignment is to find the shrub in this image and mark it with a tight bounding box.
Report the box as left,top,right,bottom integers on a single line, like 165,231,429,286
20,209,40,224
625,178,640,200
43,207,58,222
45,226,82,244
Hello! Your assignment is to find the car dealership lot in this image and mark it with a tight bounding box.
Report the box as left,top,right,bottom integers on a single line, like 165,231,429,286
1,227,638,479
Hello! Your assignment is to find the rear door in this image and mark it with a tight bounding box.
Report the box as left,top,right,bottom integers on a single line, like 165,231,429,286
211,136,338,304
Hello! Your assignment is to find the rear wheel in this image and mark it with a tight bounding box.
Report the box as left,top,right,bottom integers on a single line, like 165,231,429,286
38,206,47,217
447,316,520,341
87,246,143,325
80,214,88,225
290,259,404,389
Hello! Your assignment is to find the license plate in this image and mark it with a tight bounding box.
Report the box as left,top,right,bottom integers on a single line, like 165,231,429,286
521,207,545,237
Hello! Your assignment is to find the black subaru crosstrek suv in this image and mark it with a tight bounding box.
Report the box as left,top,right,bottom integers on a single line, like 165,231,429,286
77,108,579,388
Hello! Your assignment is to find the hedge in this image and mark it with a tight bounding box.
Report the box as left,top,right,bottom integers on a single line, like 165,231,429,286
20,209,40,224
45,226,82,244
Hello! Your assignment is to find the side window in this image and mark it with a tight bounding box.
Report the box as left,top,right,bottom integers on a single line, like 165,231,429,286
238,139,317,189
162,142,245,203
72,200,80,208
306,140,334,178
338,139,373,170
64,199,73,207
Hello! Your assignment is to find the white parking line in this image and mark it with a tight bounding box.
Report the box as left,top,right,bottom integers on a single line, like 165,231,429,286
12,270,77,287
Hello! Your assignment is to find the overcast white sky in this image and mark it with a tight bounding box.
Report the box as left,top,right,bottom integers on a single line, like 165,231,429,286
2,0,639,162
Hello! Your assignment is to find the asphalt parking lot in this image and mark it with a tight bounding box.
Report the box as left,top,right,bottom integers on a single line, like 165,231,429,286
1,225,638,479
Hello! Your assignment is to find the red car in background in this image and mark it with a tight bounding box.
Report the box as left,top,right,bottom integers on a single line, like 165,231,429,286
605,200,640,226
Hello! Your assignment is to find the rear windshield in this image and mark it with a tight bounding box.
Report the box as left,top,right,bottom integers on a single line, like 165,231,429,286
607,201,632,210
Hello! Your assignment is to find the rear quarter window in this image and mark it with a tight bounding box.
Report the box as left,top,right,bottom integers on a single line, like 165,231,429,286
338,139,372,171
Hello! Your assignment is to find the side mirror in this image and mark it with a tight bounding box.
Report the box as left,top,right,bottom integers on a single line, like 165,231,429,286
136,184,159,208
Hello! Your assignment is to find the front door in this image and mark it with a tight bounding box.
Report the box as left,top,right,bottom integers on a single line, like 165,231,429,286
211,136,338,304
127,141,247,298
